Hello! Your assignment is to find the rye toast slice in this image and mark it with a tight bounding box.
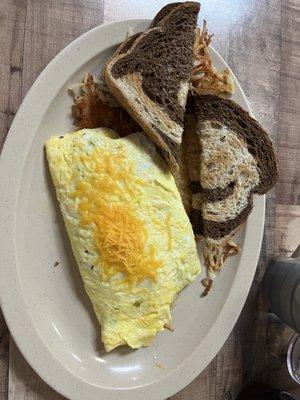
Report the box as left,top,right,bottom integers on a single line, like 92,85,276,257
183,94,278,271
104,2,200,175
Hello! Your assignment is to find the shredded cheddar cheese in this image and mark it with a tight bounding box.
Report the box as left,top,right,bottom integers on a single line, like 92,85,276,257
74,145,162,283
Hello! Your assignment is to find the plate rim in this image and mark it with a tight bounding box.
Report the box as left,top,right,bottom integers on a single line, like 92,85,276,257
0,18,265,400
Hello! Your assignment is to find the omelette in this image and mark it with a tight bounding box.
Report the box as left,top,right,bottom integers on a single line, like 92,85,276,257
46,128,201,351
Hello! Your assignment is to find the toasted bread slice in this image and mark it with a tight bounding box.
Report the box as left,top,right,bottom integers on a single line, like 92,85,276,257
183,94,278,271
104,2,200,175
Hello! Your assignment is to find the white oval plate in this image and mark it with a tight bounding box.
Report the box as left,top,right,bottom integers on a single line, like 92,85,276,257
0,19,264,400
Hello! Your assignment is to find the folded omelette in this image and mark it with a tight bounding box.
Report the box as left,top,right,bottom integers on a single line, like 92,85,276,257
46,128,201,351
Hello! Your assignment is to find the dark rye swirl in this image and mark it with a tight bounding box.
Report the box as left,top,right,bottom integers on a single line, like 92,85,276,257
104,2,200,176
182,94,278,271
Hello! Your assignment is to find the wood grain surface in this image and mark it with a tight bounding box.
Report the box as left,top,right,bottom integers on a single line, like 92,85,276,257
0,1,300,399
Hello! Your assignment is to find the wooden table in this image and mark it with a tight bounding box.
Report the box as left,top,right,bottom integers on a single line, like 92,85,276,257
0,1,299,399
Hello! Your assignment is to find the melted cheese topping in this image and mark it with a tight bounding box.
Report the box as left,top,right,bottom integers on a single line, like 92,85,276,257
74,146,162,283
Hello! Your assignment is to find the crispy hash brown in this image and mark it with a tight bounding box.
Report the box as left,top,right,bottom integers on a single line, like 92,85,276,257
191,21,235,96
71,73,139,136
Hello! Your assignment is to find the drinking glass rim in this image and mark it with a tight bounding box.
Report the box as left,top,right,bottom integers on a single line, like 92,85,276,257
287,333,300,384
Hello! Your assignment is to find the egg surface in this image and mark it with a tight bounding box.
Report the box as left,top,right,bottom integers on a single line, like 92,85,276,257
46,128,201,351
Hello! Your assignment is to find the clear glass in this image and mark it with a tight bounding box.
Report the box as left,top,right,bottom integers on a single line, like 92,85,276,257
287,333,300,384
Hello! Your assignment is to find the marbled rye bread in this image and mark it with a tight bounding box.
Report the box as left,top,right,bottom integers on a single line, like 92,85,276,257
183,94,278,270
104,2,200,175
